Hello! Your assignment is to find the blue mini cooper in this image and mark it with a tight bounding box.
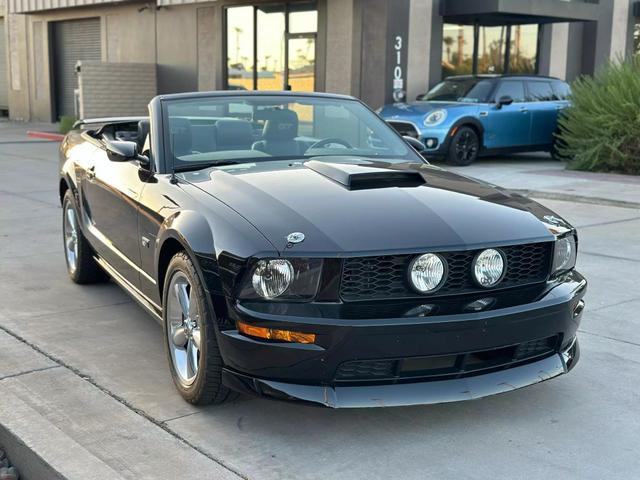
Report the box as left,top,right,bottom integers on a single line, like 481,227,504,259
378,75,571,166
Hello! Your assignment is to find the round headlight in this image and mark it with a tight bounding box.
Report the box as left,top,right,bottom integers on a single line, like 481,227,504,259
473,249,505,287
409,253,446,293
424,109,447,127
553,236,576,273
251,259,294,299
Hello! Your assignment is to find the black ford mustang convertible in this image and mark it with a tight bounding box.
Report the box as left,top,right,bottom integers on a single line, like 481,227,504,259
59,91,586,408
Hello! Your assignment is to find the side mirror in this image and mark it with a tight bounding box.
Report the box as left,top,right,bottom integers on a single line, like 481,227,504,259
416,93,427,101
496,95,514,109
403,136,427,153
104,140,150,168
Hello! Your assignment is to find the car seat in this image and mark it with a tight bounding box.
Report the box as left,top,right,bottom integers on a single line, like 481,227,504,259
215,119,253,150
252,109,304,156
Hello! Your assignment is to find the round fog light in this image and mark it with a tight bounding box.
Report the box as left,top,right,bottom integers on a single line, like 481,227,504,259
473,249,505,287
409,253,446,293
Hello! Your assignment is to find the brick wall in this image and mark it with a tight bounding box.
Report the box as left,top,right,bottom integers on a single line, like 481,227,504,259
77,61,156,119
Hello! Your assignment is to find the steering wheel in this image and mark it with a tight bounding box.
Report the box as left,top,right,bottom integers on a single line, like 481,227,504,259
306,138,353,152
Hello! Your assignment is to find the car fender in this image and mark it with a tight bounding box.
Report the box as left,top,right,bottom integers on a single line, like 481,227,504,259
449,116,485,140
156,209,216,275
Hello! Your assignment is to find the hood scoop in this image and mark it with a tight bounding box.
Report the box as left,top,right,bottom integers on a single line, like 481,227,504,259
305,160,425,191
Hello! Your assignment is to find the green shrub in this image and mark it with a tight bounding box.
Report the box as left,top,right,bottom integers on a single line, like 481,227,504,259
58,116,77,134
558,56,640,175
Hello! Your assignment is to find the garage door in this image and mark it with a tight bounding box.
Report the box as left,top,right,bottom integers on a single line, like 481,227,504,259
0,18,8,111
52,18,101,119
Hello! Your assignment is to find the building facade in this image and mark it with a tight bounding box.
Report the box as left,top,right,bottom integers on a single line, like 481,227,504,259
2,0,640,121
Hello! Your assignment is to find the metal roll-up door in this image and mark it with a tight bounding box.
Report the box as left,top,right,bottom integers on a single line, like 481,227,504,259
0,18,8,111
52,18,101,119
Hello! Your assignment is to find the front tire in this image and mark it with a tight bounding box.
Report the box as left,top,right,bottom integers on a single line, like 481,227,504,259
62,190,108,284
162,251,234,405
446,126,480,166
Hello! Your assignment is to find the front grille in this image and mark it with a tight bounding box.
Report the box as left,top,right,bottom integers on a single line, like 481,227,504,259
334,335,559,383
388,121,419,138
340,242,552,301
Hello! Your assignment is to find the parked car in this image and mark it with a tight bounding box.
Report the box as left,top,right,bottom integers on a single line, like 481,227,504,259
59,91,585,408
378,74,572,165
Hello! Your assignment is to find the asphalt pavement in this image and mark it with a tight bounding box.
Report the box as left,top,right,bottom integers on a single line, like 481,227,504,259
1,121,639,479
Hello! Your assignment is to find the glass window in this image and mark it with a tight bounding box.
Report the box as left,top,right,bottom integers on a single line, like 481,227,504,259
494,81,525,102
441,24,474,77
289,3,318,34
526,81,555,101
226,3,317,92
420,78,493,103
551,80,571,100
634,23,640,55
288,37,316,92
441,23,541,79
477,26,507,74
163,96,419,169
226,7,254,91
509,25,538,74
256,6,285,90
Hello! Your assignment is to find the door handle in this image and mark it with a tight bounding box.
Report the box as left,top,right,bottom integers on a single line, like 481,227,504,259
87,166,96,180
519,107,528,113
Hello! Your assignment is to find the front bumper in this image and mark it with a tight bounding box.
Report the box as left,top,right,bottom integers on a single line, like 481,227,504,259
217,271,586,408
223,338,579,408
418,126,451,155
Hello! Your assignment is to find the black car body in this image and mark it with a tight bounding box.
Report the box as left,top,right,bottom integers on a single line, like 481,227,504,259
59,91,586,408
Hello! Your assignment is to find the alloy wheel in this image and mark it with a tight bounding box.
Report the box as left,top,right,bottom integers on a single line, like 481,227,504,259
166,271,201,386
63,204,79,274
455,130,478,163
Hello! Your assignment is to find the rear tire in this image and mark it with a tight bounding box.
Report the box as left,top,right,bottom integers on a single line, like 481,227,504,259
446,126,480,166
162,251,236,405
62,190,108,284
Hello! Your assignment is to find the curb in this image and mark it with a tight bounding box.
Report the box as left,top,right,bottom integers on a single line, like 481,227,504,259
1,424,65,480
514,189,640,210
26,131,65,141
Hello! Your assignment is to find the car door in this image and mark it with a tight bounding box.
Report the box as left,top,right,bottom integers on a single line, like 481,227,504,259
526,80,559,146
81,135,146,289
483,80,531,149
551,79,571,123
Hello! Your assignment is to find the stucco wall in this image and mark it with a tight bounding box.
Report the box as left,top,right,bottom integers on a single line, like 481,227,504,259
406,0,433,100
324,0,356,95
7,1,207,121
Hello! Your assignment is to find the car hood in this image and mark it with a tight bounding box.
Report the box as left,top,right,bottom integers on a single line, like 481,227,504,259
382,101,476,118
182,158,559,255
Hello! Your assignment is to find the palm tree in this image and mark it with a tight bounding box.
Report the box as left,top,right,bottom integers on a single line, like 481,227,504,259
443,36,454,63
234,27,243,64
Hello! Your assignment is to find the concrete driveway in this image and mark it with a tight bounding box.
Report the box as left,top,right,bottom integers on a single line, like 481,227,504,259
1,124,639,479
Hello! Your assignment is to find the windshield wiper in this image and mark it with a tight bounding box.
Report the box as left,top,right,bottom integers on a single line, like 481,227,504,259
174,160,241,172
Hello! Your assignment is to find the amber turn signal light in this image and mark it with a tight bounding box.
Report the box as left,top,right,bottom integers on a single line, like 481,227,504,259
237,321,316,344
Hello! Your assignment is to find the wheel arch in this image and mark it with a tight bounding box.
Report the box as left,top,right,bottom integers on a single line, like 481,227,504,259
155,210,217,303
449,117,485,147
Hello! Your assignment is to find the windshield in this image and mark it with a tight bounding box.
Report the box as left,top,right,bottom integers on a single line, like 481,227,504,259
418,78,493,103
163,95,421,170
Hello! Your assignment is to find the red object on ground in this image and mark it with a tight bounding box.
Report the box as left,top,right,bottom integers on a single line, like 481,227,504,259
27,130,65,141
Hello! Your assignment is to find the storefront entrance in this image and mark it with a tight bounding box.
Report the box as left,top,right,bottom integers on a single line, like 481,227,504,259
225,2,317,92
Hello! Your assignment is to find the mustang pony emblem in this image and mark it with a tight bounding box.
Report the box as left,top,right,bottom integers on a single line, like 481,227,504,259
286,232,305,244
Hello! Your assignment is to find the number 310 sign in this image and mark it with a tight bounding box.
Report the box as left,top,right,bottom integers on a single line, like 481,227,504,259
392,35,406,102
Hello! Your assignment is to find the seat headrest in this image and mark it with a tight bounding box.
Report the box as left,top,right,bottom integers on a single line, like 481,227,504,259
262,109,299,142
137,119,150,152
169,117,192,157
215,119,252,149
